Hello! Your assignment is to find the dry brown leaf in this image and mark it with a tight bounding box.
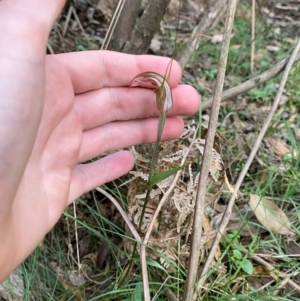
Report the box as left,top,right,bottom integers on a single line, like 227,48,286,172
211,33,223,43
203,213,216,249
214,245,221,261
264,137,292,157
249,194,295,236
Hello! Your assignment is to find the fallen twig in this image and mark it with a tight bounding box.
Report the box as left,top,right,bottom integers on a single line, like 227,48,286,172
183,1,238,300
202,52,300,110
197,38,300,292
243,248,300,294
176,0,225,69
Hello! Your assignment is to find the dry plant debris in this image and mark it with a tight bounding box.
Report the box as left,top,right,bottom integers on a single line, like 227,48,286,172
123,121,227,271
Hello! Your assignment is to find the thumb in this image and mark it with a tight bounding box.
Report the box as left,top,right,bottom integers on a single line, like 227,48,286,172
0,0,66,209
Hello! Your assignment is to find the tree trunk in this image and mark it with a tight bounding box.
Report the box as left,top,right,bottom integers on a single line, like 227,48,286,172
123,0,171,54
108,0,142,51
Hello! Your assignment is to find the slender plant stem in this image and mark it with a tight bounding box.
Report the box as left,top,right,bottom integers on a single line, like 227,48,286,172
197,38,300,293
73,202,81,271
183,1,237,300
148,112,166,186
95,188,142,250
126,71,171,299
101,0,126,50
143,127,198,245
138,112,166,230
139,127,198,301
95,187,151,301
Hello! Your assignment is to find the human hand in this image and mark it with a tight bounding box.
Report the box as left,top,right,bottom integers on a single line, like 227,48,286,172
0,0,199,281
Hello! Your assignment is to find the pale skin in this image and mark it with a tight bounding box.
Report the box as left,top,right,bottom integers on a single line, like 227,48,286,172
0,0,199,282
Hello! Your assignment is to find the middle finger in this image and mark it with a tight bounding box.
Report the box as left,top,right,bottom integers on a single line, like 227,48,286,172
75,84,199,131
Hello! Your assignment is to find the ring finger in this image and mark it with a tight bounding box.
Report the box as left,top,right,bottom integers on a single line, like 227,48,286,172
78,116,184,162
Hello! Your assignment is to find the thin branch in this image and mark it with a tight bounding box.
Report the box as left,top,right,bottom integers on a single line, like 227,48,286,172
198,38,300,291
243,248,300,294
202,52,300,110
47,42,55,54
95,187,150,301
183,1,238,300
71,6,86,37
101,0,126,50
175,0,225,69
63,4,73,36
73,202,81,271
63,6,86,37
109,0,142,51
250,0,255,72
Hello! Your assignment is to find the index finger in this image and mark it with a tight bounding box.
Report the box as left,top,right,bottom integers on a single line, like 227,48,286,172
54,50,182,94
